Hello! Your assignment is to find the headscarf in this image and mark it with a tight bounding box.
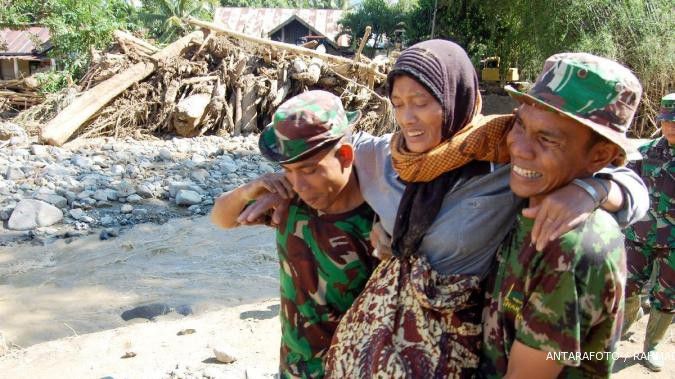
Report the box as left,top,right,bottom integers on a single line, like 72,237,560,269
388,40,512,258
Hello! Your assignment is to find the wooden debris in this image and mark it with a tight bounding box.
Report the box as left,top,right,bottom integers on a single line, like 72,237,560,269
39,30,205,146
14,17,395,144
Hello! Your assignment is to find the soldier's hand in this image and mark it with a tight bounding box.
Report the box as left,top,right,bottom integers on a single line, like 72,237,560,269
370,221,393,260
237,192,288,226
524,183,595,251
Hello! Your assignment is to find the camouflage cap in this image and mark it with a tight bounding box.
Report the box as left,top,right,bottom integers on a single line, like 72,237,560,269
658,93,675,121
259,90,360,164
505,52,642,162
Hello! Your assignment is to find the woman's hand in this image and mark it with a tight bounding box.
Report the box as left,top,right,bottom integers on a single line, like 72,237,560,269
524,183,597,251
243,172,294,201
237,192,290,226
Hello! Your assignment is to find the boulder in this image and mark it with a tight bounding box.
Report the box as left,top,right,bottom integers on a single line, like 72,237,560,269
7,199,63,230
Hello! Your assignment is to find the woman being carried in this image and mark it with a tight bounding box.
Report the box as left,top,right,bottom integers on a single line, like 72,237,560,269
323,40,646,378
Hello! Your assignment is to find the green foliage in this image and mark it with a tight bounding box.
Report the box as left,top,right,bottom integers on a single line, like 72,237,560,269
1,0,143,78
402,0,673,136
33,70,70,93
139,0,218,43
477,0,674,136
338,0,405,56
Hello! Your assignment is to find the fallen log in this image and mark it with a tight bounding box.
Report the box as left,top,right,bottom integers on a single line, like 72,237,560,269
184,17,386,82
40,30,204,146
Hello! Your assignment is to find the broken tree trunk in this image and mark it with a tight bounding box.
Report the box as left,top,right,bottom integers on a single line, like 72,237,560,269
40,30,204,146
172,92,212,137
234,75,258,135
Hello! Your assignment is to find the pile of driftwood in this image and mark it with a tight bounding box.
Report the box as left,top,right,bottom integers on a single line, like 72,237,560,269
23,18,394,146
0,77,44,111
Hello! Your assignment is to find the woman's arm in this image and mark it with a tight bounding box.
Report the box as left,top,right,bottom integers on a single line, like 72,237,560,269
525,167,648,251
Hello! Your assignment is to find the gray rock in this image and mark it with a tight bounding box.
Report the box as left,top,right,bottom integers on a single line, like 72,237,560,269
8,199,63,230
100,215,114,225
30,144,49,156
127,194,142,203
77,190,94,200
191,154,206,165
100,228,119,240
93,189,114,202
0,206,15,221
125,164,140,178
121,204,134,214
45,163,77,177
117,181,136,197
136,183,154,198
169,182,203,197
190,168,210,183
72,155,92,169
131,208,148,217
158,148,173,161
5,167,25,180
188,205,201,214
34,193,68,208
69,208,86,220
110,165,125,176
175,190,202,206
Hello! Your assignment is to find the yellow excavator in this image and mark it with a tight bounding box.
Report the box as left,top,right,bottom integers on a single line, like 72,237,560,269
480,56,519,83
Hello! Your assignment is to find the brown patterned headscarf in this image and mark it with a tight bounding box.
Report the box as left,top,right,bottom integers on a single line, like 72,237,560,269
388,40,512,258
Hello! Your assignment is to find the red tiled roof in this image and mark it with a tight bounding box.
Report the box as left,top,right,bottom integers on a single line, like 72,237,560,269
0,27,51,55
214,7,350,47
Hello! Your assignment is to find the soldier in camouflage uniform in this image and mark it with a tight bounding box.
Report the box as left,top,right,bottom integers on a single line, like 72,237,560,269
622,93,675,372
480,53,642,378
211,90,377,378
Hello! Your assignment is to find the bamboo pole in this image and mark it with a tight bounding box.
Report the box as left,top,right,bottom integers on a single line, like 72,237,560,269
184,17,386,81
40,31,204,146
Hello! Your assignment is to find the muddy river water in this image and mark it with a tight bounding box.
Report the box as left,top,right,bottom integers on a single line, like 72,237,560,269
0,217,278,347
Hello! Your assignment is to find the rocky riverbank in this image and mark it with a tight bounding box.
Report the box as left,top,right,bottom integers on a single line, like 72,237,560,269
1,122,275,246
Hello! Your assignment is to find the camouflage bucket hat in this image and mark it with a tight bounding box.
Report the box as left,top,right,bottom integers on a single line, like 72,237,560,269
658,93,675,121
505,52,642,162
259,90,360,164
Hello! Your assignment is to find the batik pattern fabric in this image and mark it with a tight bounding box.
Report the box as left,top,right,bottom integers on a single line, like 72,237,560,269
325,254,483,379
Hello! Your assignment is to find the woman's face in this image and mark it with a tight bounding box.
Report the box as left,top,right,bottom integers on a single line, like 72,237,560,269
390,75,444,153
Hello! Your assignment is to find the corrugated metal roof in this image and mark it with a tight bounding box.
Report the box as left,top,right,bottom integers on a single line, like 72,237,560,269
214,7,349,46
0,27,51,55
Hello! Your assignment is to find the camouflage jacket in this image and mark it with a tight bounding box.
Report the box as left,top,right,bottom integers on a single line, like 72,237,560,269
275,198,376,378
625,137,674,248
480,211,626,378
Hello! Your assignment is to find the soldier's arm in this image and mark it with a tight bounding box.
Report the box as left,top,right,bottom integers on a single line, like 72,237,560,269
211,173,292,229
504,341,563,379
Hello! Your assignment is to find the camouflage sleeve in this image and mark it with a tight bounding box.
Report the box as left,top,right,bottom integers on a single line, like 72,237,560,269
595,165,649,227
515,244,620,367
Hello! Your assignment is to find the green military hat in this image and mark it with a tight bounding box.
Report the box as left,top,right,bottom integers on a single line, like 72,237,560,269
259,90,360,164
505,52,643,162
658,93,675,121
